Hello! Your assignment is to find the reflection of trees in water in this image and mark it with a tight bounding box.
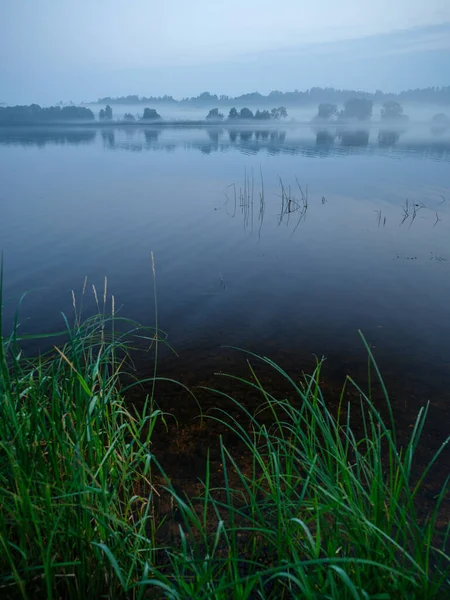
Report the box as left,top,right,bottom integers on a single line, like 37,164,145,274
378,130,401,147
271,131,286,142
338,130,370,147
315,130,335,148
101,130,115,148
207,129,222,143
0,130,97,147
0,127,449,161
144,129,160,144
240,131,253,142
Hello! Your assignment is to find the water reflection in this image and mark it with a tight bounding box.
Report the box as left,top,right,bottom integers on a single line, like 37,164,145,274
144,129,160,144
0,126,449,160
338,129,370,147
101,130,115,148
378,130,402,147
0,129,97,147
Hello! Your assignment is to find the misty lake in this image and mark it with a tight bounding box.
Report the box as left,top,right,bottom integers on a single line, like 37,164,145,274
1,123,450,442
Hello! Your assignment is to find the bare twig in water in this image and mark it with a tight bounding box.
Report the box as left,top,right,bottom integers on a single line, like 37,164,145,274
439,194,446,204
400,199,410,225
258,167,265,241
433,212,442,227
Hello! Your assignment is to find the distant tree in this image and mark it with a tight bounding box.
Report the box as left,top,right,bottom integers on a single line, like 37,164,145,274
197,92,219,103
431,113,449,127
60,106,95,120
271,106,288,119
91,86,450,111
239,107,254,119
206,108,224,121
380,101,406,120
0,104,94,125
316,103,338,120
99,105,112,120
228,107,239,119
431,113,449,134
123,113,136,121
341,98,373,121
254,109,271,120
141,108,162,120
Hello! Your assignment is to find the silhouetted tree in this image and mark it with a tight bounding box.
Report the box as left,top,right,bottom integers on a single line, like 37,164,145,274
228,108,239,119
0,104,94,125
123,113,135,121
432,113,449,124
380,101,406,120
254,109,271,120
141,108,162,120
316,103,338,120
341,98,373,121
239,107,254,119
94,86,450,109
206,108,224,121
99,105,112,120
196,92,219,104
431,113,449,135
271,106,288,119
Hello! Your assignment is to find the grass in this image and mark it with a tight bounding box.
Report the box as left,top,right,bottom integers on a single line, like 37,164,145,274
0,280,449,598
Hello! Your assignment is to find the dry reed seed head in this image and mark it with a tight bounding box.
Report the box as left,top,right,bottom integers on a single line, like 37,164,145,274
103,276,107,307
92,285,99,310
151,252,156,277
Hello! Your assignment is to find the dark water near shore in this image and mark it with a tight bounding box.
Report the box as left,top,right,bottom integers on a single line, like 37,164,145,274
1,124,450,441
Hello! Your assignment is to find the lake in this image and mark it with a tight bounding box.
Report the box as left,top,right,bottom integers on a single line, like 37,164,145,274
1,123,450,442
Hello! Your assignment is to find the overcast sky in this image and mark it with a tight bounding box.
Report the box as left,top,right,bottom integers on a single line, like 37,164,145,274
1,0,450,104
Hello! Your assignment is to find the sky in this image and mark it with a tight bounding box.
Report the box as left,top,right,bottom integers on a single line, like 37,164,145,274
1,0,449,104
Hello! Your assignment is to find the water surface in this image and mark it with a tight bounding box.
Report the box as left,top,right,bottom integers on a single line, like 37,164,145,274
1,124,450,435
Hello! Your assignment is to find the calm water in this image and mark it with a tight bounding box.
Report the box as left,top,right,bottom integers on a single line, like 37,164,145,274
1,124,450,428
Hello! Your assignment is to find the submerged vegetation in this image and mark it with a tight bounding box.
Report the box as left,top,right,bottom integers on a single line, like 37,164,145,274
1,273,449,598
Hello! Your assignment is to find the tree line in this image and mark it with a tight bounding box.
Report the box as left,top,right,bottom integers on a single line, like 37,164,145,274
206,107,288,121
313,99,411,122
0,104,163,125
0,104,95,125
96,86,450,106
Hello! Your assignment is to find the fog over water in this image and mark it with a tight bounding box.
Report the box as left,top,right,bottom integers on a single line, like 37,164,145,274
1,0,450,453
